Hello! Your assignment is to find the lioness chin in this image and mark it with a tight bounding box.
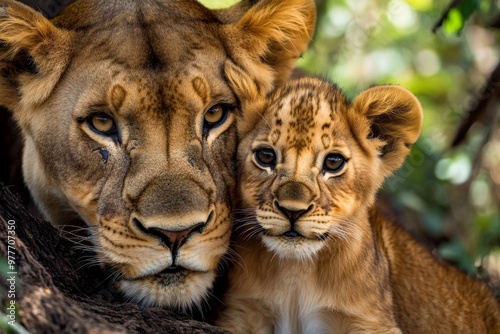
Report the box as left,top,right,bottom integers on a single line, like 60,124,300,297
0,0,315,310
216,77,500,333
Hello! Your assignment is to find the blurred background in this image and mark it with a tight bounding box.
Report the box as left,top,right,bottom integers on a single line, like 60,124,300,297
202,0,500,292
3,0,498,292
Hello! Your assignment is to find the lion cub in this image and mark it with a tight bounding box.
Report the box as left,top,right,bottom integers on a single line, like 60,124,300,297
217,77,500,333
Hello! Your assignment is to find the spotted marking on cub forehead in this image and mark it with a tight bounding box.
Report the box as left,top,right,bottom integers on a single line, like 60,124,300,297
269,86,339,153
287,93,318,147
321,134,331,149
271,129,281,145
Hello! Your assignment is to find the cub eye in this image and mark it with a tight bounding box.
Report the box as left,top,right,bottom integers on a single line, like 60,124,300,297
323,153,346,173
204,104,229,129
87,112,117,136
254,147,277,168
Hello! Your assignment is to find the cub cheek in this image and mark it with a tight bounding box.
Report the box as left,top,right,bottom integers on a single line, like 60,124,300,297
246,179,274,207
240,187,259,208
330,193,358,217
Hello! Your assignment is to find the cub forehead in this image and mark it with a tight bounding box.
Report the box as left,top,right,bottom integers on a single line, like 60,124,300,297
262,78,349,149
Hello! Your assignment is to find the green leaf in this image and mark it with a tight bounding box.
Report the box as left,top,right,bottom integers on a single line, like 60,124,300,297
443,0,481,34
443,8,464,34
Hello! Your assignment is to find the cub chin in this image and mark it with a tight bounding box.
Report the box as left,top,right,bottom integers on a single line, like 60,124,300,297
216,77,500,333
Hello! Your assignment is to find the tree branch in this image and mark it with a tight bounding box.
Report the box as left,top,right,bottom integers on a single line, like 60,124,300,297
451,60,500,147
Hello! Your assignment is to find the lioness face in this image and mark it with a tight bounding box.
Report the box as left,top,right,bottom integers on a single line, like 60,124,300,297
65,57,234,308
0,0,315,309
237,78,422,261
24,11,237,310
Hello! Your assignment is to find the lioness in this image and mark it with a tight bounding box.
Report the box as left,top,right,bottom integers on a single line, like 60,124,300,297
216,77,500,333
0,0,315,310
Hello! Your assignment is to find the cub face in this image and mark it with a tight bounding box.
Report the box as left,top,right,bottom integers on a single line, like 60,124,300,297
0,0,315,309
237,78,423,260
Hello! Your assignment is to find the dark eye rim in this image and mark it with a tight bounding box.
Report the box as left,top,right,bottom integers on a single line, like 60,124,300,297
323,153,347,174
253,147,277,168
203,103,232,129
84,112,118,137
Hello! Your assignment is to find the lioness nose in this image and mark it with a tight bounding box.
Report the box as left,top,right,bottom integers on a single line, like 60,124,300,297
151,222,205,247
152,223,205,245
134,218,208,253
275,201,313,222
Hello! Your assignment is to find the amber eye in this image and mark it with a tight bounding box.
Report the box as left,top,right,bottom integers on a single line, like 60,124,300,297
323,153,346,173
254,147,277,168
204,104,228,127
87,113,117,136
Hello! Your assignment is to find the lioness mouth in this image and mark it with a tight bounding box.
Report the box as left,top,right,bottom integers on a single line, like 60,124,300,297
160,266,185,274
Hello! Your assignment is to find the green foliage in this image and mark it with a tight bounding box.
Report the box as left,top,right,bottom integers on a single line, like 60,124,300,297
443,0,483,34
443,8,465,34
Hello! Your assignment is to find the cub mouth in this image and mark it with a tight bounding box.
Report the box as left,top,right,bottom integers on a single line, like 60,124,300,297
276,230,329,241
281,230,302,238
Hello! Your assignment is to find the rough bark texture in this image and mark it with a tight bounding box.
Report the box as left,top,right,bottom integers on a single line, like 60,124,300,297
0,186,229,334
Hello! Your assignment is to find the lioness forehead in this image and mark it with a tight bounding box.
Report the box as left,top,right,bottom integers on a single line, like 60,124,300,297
48,0,233,138
54,0,224,70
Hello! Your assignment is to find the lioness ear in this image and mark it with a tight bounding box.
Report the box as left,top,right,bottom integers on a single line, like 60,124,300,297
0,1,72,116
224,59,267,138
353,85,423,176
223,0,316,94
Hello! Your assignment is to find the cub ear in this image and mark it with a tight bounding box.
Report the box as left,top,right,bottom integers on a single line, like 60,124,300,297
223,0,316,94
0,1,72,117
353,85,423,176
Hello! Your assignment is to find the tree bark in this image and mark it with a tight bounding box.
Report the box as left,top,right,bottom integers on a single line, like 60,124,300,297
0,186,229,334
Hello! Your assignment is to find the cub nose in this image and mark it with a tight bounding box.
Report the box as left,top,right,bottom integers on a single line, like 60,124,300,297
275,201,313,222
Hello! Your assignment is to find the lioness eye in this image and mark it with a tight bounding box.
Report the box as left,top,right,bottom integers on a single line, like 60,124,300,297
87,113,117,136
324,153,346,173
254,148,276,168
204,104,229,128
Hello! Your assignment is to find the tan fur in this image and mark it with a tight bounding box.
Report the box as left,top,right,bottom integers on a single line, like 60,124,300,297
217,77,500,333
0,0,315,310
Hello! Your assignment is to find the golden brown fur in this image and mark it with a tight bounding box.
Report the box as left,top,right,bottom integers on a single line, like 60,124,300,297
0,0,315,310
216,77,500,333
